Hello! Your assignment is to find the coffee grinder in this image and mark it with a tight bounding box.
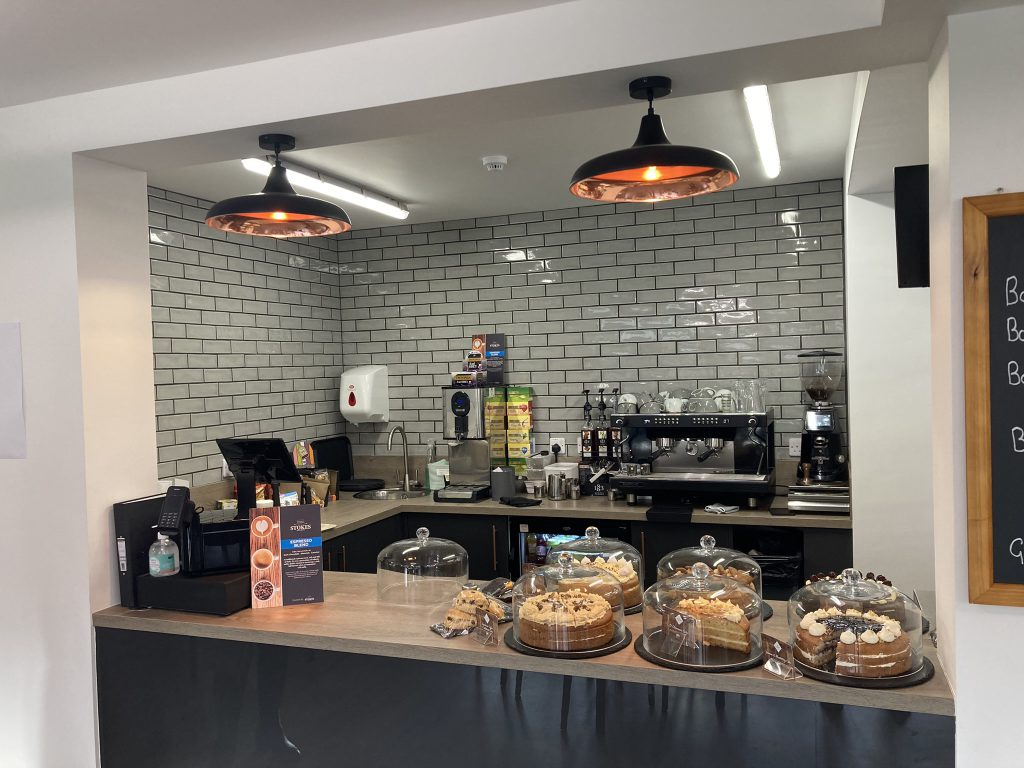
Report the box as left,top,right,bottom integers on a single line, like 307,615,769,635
796,350,847,483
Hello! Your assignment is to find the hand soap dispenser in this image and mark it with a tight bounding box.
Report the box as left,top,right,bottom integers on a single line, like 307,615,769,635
340,365,390,425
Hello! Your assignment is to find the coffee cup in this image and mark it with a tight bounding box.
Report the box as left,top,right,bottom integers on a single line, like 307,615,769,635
664,397,685,413
617,393,638,413
251,548,275,570
251,515,275,537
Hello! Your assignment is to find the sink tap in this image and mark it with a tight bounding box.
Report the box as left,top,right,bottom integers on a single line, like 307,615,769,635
388,425,411,492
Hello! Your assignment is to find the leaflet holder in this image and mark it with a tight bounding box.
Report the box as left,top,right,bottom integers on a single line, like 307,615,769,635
216,438,303,519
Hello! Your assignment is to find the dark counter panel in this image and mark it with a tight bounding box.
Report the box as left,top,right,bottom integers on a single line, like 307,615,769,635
95,627,952,768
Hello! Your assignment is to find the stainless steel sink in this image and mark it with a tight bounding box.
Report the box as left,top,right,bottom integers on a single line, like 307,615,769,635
353,488,429,501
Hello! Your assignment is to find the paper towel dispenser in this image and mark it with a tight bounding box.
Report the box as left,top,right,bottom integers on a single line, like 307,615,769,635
340,365,389,425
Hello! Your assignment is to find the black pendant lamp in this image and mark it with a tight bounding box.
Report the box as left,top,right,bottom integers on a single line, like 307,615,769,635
570,76,739,203
205,134,351,238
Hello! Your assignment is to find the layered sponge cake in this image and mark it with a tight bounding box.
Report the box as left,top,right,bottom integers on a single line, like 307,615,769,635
675,597,751,653
794,607,913,678
518,590,615,651
576,555,642,608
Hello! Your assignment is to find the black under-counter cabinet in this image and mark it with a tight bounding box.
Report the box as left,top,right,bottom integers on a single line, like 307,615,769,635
322,516,402,573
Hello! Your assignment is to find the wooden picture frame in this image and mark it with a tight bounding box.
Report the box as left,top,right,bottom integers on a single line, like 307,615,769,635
964,191,1024,605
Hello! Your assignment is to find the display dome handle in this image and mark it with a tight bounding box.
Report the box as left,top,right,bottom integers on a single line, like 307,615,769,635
699,535,716,551
691,561,711,584
585,526,600,540
557,552,574,574
841,567,862,585
416,527,430,542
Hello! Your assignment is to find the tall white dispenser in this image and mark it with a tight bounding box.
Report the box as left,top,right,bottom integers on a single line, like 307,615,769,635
339,365,389,425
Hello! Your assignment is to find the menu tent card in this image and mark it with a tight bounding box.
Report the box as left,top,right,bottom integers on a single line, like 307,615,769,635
762,634,803,680
661,608,702,664
249,504,324,609
472,607,498,647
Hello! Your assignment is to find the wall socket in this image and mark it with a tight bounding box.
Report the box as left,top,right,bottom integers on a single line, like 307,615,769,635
549,437,567,457
222,458,233,479
788,437,802,457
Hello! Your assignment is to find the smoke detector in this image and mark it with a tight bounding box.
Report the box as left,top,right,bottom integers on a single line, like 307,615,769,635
482,155,508,172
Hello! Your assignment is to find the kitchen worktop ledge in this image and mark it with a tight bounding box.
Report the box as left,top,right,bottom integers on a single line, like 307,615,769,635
313,492,851,540
93,572,951,717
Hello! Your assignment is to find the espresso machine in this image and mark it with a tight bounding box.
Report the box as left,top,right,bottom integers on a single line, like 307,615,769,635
795,350,847,483
436,386,492,502
609,409,775,508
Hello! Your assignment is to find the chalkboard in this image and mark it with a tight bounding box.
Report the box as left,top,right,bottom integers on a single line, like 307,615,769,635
965,192,1024,605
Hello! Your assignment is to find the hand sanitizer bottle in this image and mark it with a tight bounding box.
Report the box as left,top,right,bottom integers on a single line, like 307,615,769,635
148,533,180,577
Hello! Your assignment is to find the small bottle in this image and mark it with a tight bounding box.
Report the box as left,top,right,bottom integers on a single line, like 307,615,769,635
148,533,180,577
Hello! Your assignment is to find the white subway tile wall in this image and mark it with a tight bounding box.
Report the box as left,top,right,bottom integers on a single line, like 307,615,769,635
148,187,346,486
149,178,846,483
331,178,846,459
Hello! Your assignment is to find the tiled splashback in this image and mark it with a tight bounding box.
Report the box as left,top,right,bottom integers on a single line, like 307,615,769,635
332,179,846,459
148,179,846,484
148,187,346,486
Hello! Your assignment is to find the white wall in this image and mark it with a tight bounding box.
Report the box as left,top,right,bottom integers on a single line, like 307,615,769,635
931,6,1024,763
843,63,934,592
0,153,99,766
73,155,160,612
0,4,888,765
845,192,934,590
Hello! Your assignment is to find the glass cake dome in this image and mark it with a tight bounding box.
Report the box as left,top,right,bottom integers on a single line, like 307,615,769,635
546,526,644,609
787,568,924,680
657,535,762,596
510,553,625,654
376,527,469,605
640,562,763,670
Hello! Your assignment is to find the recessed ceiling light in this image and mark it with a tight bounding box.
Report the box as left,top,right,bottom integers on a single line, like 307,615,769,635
743,85,781,179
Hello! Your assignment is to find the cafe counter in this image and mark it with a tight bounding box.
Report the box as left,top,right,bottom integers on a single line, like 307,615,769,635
92,572,953,768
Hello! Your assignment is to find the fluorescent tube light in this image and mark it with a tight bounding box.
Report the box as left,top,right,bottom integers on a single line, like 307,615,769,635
241,157,410,220
743,85,781,179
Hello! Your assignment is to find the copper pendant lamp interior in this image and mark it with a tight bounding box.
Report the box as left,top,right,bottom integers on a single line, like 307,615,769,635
570,76,739,203
205,134,352,238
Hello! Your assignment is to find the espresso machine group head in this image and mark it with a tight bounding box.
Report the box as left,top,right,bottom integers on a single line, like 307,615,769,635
796,350,847,484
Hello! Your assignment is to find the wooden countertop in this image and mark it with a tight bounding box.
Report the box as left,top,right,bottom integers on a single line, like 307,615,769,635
319,493,851,540
93,572,951,717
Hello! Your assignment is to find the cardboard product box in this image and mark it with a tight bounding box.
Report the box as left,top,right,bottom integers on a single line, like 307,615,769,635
484,333,505,384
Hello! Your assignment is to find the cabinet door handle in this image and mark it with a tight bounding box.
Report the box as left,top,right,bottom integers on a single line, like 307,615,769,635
492,525,498,572
640,531,647,563
342,545,347,572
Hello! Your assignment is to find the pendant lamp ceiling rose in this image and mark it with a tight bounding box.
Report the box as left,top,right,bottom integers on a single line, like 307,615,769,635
258,133,296,154
628,76,672,102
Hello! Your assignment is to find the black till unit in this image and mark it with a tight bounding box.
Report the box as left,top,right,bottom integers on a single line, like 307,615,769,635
113,489,251,615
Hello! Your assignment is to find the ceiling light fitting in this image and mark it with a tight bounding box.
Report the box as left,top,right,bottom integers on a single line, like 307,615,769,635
241,157,409,220
743,85,781,179
205,134,352,238
569,76,739,203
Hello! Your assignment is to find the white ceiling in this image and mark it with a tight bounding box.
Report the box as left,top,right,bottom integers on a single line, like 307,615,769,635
0,0,569,108
149,73,859,230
